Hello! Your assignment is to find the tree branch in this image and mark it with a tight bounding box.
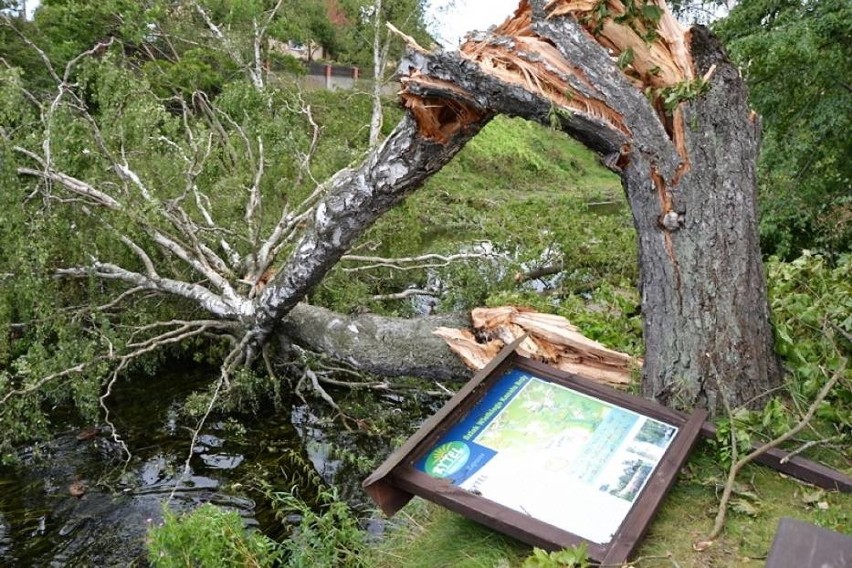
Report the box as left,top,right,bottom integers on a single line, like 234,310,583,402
56,263,244,317
702,356,847,543
340,251,498,273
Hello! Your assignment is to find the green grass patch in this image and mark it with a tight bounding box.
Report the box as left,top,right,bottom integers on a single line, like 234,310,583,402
368,498,529,568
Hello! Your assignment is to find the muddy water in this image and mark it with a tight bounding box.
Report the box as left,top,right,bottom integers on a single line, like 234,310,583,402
0,364,422,566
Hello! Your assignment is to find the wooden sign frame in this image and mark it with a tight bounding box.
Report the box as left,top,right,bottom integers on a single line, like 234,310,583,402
364,339,707,565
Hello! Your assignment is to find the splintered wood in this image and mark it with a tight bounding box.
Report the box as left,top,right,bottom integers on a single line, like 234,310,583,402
458,2,632,138
402,0,695,166
401,88,486,144
434,306,639,387
489,0,693,90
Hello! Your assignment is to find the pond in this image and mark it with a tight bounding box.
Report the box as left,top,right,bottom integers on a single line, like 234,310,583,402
0,363,433,566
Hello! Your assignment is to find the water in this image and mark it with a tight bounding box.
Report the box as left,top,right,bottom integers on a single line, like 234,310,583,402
0,363,430,566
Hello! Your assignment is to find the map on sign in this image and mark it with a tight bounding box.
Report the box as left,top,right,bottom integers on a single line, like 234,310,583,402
415,369,678,544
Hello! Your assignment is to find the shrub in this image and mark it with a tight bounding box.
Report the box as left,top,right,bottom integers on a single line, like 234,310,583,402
147,504,281,567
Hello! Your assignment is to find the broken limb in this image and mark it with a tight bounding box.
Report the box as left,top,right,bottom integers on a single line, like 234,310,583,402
702,354,847,544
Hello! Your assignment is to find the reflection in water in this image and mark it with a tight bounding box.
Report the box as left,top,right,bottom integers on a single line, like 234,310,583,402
0,365,287,566
0,363,430,566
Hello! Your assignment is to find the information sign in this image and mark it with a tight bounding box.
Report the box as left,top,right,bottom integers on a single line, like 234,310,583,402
415,369,679,544
363,340,706,565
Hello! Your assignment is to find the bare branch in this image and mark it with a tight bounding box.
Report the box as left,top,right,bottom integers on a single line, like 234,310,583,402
62,38,116,84
372,288,437,301
370,0,385,146
56,262,245,317
3,18,62,84
385,22,428,54
149,230,239,303
246,100,323,286
126,319,237,350
252,0,284,90
341,251,497,273
703,356,847,543
93,287,149,311
193,189,243,269
515,265,562,284
1,363,89,406
120,236,158,278
114,160,153,202
257,0,285,39
245,137,265,245
169,335,250,502
779,435,845,465
17,165,123,210
191,1,263,90
295,103,322,186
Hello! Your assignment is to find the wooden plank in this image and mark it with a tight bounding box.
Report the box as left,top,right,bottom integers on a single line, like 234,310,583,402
698,422,852,493
765,517,852,568
362,336,526,516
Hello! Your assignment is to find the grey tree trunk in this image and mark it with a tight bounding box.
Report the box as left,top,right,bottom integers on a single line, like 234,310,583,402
249,111,490,356
283,303,471,381
628,28,782,409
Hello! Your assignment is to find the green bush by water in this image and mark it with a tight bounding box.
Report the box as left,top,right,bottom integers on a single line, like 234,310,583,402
147,504,281,567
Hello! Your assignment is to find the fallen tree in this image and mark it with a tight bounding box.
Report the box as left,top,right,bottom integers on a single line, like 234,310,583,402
4,0,781,431
253,0,782,409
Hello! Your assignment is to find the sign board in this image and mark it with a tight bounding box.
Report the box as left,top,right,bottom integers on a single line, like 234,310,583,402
363,339,706,565
766,518,852,568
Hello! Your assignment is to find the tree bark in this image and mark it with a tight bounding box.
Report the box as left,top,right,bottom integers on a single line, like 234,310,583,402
250,110,490,353
635,28,781,410
282,303,471,381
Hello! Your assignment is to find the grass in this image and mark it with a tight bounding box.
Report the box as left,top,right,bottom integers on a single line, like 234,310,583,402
368,499,528,568
316,113,635,315
361,115,623,257
368,443,852,567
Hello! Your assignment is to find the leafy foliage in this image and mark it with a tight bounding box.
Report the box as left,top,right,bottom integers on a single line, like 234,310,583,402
710,251,850,469
767,252,851,427
715,0,852,257
0,10,380,455
147,504,282,567
272,488,369,568
522,545,590,568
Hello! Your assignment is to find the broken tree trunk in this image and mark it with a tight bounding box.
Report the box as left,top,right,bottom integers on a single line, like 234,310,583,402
434,306,640,387
249,110,491,356
386,0,782,411
282,303,472,381
249,0,780,411
282,304,637,387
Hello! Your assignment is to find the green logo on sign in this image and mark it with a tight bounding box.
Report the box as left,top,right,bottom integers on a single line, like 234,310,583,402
424,441,470,478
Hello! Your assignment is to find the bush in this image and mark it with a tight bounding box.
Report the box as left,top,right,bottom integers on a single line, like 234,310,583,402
147,504,281,567
767,252,852,427
271,488,369,568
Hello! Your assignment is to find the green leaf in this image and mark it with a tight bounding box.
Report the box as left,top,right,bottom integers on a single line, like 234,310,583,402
617,48,635,69
641,4,663,24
